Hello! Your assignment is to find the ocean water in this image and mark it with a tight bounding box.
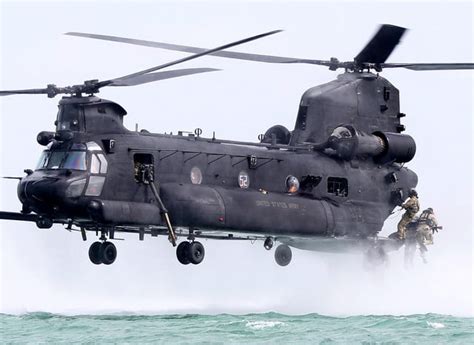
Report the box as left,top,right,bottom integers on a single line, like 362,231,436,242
0,312,472,344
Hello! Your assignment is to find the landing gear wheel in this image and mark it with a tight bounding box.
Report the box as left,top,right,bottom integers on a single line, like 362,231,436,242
88,241,103,265
275,244,292,266
363,245,387,269
188,241,205,265
36,217,53,229
176,241,191,265
264,237,274,250
101,241,117,265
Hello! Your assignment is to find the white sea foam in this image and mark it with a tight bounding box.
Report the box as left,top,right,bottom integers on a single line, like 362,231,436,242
245,320,285,330
427,321,446,329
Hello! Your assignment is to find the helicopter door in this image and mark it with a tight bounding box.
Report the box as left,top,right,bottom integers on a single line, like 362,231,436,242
133,153,154,183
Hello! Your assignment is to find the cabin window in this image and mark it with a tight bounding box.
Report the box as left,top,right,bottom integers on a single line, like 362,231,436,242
327,177,348,197
286,175,299,194
190,167,203,185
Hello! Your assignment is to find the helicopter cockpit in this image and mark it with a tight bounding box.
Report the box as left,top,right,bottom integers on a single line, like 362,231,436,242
36,144,87,171
28,141,108,202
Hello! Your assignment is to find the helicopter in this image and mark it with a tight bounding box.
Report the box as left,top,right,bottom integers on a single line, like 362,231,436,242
0,25,472,267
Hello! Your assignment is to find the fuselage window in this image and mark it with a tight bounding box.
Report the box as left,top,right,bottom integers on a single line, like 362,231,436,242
286,175,300,193
190,167,203,185
327,177,348,197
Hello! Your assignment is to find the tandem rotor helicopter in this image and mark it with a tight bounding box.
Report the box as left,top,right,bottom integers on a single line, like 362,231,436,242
1,25,472,267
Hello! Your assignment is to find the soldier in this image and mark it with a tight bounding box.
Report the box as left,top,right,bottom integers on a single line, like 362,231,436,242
416,207,439,245
397,189,420,240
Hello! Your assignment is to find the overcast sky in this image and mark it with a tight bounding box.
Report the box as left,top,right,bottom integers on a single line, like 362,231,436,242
0,1,472,316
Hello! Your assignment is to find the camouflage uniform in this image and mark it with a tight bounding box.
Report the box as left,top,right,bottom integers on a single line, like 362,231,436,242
397,195,419,240
416,210,438,245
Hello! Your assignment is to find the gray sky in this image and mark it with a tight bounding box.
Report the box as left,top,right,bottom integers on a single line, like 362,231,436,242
0,1,472,316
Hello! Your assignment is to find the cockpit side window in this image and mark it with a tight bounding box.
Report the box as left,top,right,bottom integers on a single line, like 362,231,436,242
36,151,49,170
98,154,108,174
91,154,101,174
90,153,108,174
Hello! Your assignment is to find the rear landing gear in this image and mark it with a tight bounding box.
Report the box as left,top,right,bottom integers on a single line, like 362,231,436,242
176,241,205,265
275,244,292,266
88,241,117,265
363,244,388,269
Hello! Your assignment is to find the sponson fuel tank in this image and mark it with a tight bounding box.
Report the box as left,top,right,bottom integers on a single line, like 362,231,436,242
160,183,338,236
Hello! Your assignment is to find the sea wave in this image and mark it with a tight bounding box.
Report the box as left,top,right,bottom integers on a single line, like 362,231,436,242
245,320,286,330
1,312,472,344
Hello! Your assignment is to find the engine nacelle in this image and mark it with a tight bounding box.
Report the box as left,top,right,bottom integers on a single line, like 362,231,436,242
373,131,416,164
327,125,416,163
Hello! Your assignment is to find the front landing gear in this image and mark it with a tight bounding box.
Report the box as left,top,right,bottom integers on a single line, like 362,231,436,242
176,241,205,265
88,241,117,265
274,244,292,266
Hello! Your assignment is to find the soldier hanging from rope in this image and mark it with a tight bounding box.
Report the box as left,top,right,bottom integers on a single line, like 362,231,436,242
415,207,442,262
397,189,419,240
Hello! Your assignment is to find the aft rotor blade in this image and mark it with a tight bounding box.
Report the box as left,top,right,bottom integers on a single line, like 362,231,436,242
66,31,330,66
381,63,474,71
354,24,407,64
99,30,283,87
109,68,220,86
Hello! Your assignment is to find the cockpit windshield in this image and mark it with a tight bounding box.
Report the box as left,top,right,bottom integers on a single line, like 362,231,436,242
36,150,87,171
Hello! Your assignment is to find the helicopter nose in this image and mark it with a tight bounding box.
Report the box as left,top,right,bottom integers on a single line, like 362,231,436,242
19,177,63,205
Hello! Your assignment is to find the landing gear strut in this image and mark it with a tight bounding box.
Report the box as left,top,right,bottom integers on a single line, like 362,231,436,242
176,241,205,265
88,241,117,265
274,244,292,266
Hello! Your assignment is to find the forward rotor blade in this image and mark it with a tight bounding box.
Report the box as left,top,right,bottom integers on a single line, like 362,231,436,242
66,32,329,66
98,30,283,87
0,88,50,96
381,63,474,71
354,24,407,64
109,68,220,86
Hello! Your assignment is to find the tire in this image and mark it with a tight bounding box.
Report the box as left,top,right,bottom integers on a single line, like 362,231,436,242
176,241,191,265
264,237,274,250
88,241,103,265
101,241,117,265
188,241,205,265
363,245,387,269
275,244,292,266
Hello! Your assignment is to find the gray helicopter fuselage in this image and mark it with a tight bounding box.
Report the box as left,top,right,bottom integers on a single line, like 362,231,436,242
18,73,418,241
